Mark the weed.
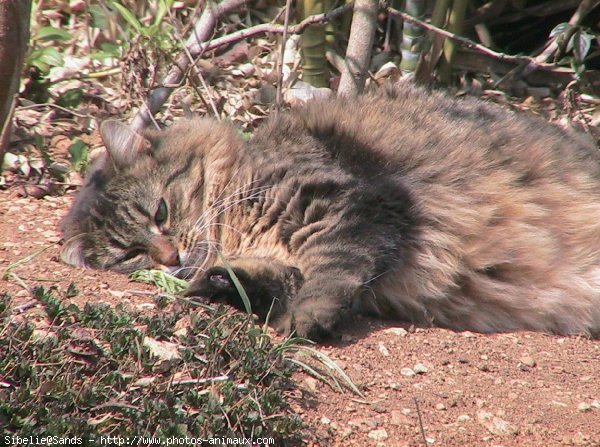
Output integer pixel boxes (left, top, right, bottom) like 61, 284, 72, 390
0, 289, 303, 443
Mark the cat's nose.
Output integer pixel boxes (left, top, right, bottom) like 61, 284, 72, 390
161, 250, 180, 267
149, 235, 180, 267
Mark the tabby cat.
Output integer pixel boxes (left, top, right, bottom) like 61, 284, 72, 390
61, 84, 600, 339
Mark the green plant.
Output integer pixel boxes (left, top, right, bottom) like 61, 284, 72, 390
0, 289, 303, 442
129, 269, 189, 295
549, 22, 597, 77
110, 0, 176, 45
26, 26, 74, 76
130, 269, 363, 395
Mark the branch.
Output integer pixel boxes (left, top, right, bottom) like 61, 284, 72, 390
131, 0, 248, 131
200, 3, 353, 52
130, 0, 354, 130
391, 6, 596, 88
276, 0, 294, 108
388, 7, 550, 67
338, 0, 379, 97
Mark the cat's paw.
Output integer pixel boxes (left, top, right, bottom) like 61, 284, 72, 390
185, 267, 238, 303
277, 304, 341, 341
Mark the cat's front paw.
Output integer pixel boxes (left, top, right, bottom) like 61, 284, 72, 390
185, 267, 241, 305
278, 304, 341, 341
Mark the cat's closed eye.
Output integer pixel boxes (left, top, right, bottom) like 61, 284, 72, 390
122, 247, 146, 262
154, 198, 168, 228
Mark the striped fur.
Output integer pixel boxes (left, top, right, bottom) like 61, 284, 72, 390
61, 84, 600, 339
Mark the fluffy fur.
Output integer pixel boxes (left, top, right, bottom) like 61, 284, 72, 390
61, 84, 600, 339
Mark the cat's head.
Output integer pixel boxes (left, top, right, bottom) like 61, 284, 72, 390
60, 118, 243, 277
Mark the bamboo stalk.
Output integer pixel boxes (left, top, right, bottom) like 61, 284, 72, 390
415, 0, 450, 82
399, 0, 426, 75
438, 0, 469, 84
299, 0, 329, 87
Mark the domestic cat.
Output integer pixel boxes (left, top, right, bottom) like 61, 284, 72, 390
60, 84, 600, 339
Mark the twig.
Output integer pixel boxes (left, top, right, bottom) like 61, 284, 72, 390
16, 103, 92, 119
90, 401, 139, 411
45, 67, 122, 84
125, 290, 160, 297
15, 300, 38, 313
4, 272, 31, 295
276, 0, 294, 109
350, 398, 384, 405
388, 7, 558, 70
2, 244, 55, 281
414, 397, 428, 446
167, 6, 221, 119
130, 0, 248, 131
465, 0, 508, 28
171, 375, 230, 386
131, 1, 354, 130
199, 3, 353, 53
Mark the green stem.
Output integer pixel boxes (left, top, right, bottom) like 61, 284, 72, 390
299, 0, 330, 87
439, 0, 468, 84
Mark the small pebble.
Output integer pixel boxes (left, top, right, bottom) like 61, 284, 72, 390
378, 342, 390, 357
385, 327, 408, 337
519, 356, 537, 368
365, 418, 379, 429
477, 411, 519, 436
304, 377, 319, 392
339, 427, 353, 439
577, 402, 592, 412
389, 410, 411, 426
414, 363, 429, 374
367, 428, 388, 440
435, 403, 446, 411
401, 367, 416, 377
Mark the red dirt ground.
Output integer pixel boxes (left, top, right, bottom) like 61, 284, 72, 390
1, 188, 599, 447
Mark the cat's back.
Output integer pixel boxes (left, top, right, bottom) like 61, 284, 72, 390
254, 84, 600, 186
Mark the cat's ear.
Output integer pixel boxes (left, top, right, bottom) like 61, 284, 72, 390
100, 120, 151, 170
60, 235, 87, 268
